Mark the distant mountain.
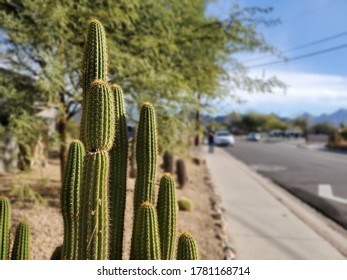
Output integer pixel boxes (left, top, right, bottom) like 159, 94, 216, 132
300, 109, 347, 127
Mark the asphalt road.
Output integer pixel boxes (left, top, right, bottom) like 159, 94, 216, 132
224, 137, 347, 229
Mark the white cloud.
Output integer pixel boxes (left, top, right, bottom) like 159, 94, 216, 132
224, 70, 347, 117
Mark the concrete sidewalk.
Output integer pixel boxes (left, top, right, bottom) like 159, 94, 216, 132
204, 147, 346, 260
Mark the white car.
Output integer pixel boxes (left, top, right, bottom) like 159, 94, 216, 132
247, 132, 261, 141
214, 131, 235, 146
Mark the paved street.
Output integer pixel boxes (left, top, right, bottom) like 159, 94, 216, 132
224, 137, 347, 228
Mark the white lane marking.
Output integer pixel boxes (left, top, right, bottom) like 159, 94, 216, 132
318, 184, 347, 204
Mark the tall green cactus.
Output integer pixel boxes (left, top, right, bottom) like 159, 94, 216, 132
61, 140, 84, 260
133, 102, 157, 211
130, 102, 158, 257
156, 173, 177, 260
131, 201, 161, 260
176, 232, 199, 260
0, 196, 10, 260
109, 84, 128, 260
80, 19, 108, 144
11, 222, 30, 260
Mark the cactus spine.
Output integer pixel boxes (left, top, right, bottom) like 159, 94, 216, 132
11, 222, 30, 260
80, 19, 108, 144
176, 232, 199, 260
61, 140, 84, 260
109, 84, 128, 260
156, 173, 177, 260
131, 201, 161, 260
0, 196, 10, 260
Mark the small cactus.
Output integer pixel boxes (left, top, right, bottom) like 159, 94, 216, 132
162, 151, 174, 173
61, 140, 85, 260
11, 222, 30, 260
131, 201, 161, 260
109, 84, 128, 260
176, 232, 199, 260
156, 173, 177, 260
176, 159, 187, 188
177, 197, 193, 211
0, 196, 10, 260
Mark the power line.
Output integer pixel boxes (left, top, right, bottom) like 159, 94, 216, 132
242, 31, 347, 64
248, 43, 347, 68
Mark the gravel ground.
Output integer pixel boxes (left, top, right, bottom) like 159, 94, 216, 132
2, 155, 226, 260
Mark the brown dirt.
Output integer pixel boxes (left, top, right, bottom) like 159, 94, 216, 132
0, 154, 226, 260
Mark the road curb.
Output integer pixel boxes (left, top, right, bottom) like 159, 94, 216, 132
226, 149, 347, 258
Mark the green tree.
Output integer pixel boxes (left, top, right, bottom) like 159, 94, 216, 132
262, 114, 288, 131
0, 1, 283, 176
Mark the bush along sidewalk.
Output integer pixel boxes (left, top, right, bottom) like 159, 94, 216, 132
56, 19, 199, 260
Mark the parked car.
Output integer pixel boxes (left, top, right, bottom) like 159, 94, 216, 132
214, 130, 235, 146
247, 132, 261, 141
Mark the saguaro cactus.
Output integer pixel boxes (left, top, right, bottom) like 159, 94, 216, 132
109, 84, 128, 260
80, 19, 108, 143
131, 201, 161, 260
11, 222, 30, 260
176, 232, 199, 260
156, 173, 177, 260
0, 196, 10, 260
61, 140, 84, 260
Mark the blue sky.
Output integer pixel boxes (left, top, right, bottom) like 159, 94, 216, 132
206, 0, 347, 117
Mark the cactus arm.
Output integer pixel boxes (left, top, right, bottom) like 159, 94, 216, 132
0, 196, 10, 260
109, 84, 128, 260
156, 173, 177, 260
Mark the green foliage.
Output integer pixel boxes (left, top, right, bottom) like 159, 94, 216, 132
311, 122, 336, 136
0, 0, 284, 158
131, 201, 161, 260
177, 197, 193, 212
156, 173, 177, 260
11, 222, 30, 260
176, 232, 198, 260
262, 114, 288, 131
0, 196, 10, 260
61, 140, 84, 260
10, 178, 45, 208
339, 129, 347, 140
109, 84, 128, 260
